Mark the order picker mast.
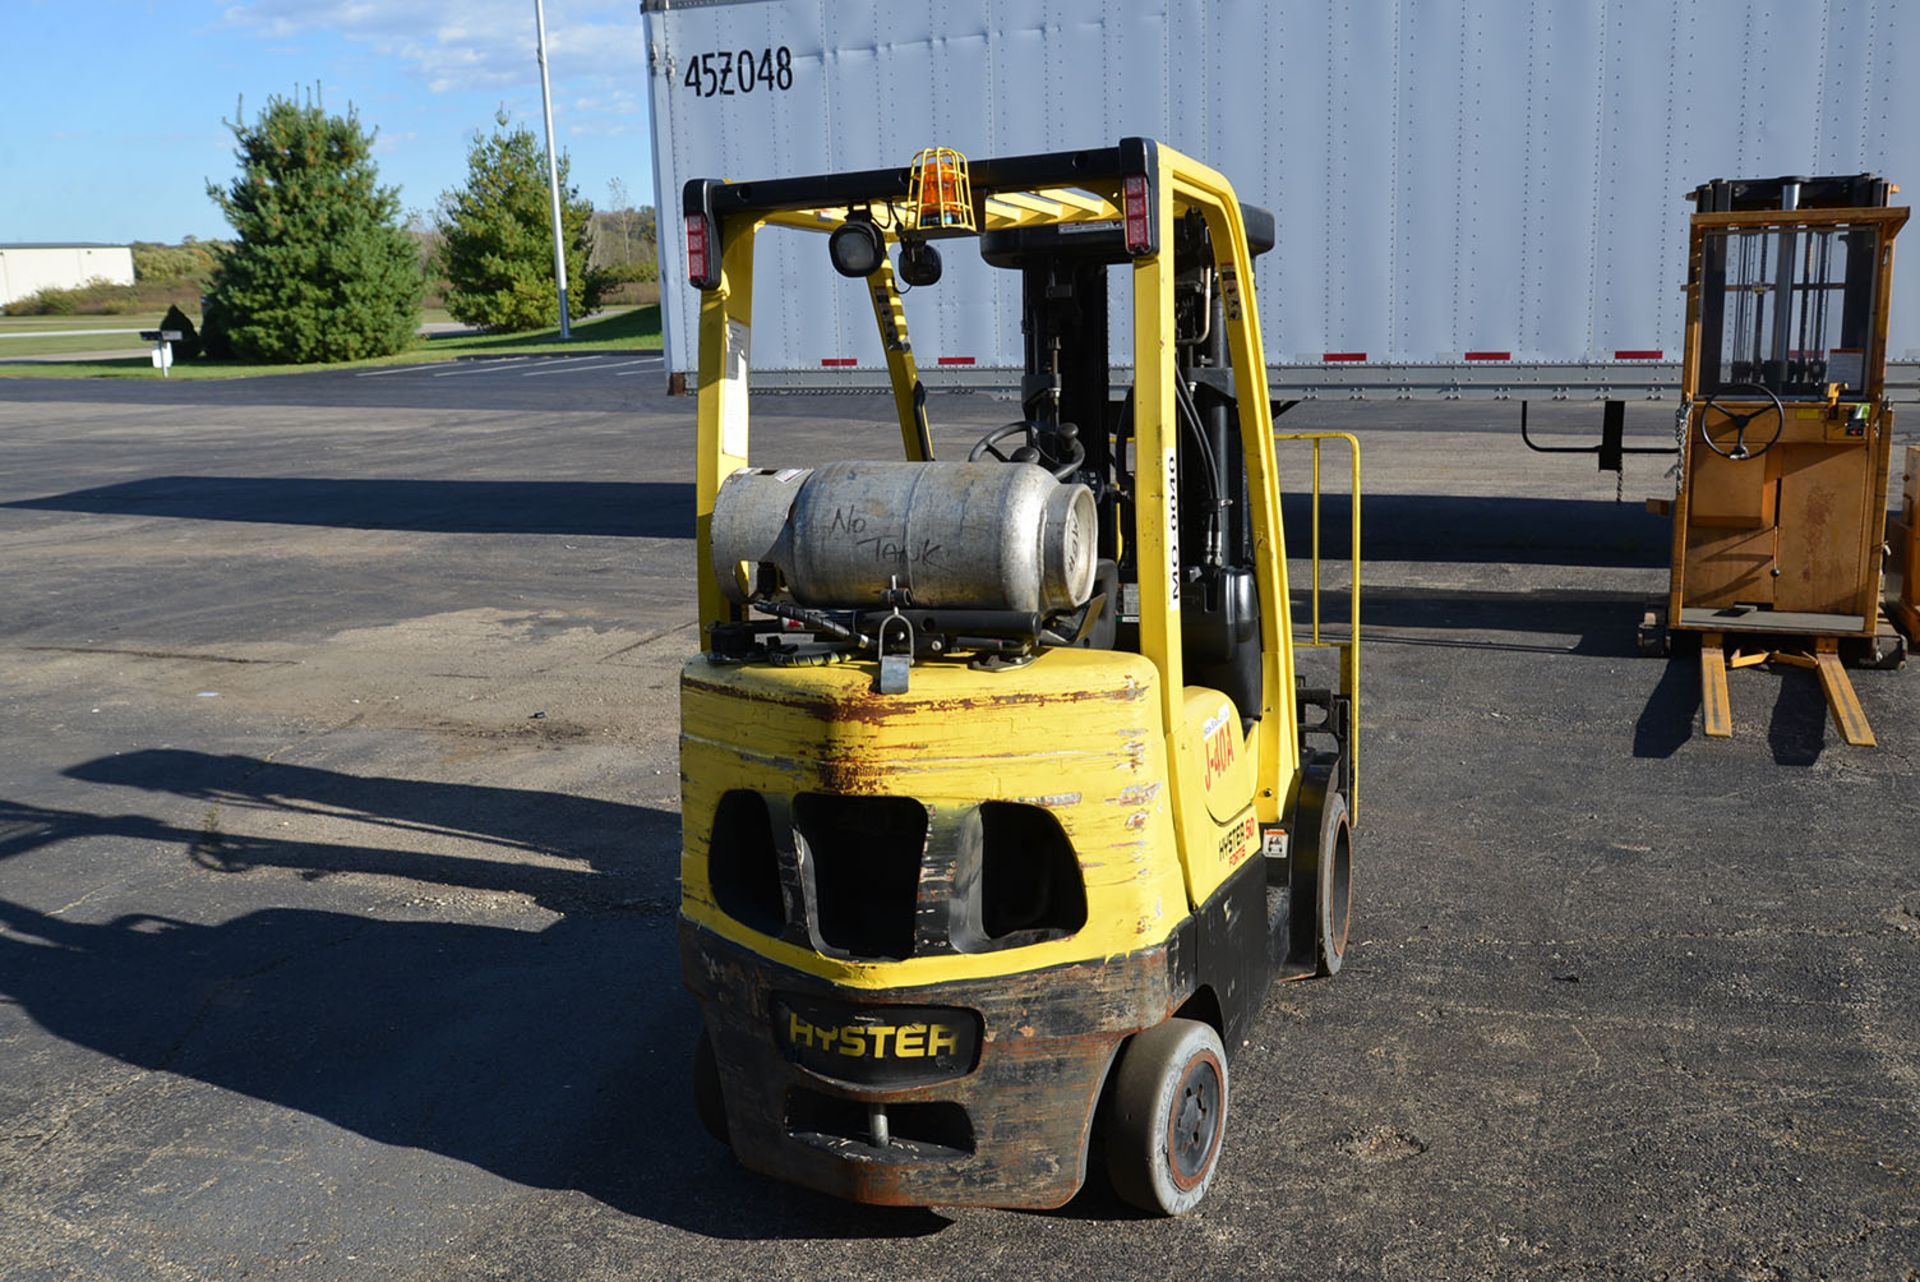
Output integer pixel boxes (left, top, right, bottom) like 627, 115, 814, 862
1645, 174, 1908, 744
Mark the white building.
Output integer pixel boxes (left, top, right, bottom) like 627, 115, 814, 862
0, 243, 136, 308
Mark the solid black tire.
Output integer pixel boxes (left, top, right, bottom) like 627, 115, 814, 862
1289, 757, 1354, 976
1314, 791, 1353, 977
692, 1027, 729, 1147
1103, 1018, 1229, 1215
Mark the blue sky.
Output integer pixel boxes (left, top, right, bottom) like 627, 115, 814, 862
0, 0, 658, 244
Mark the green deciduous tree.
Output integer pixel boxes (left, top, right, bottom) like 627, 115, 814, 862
132, 240, 220, 285
437, 113, 603, 332
204, 90, 424, 362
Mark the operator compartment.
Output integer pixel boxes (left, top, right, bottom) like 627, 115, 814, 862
1675, 174, 1906, 632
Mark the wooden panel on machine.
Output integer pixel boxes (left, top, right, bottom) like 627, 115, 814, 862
1684, 526, 1776, 607
1686, 450, 1773, 527
1774, 444, 1875, 615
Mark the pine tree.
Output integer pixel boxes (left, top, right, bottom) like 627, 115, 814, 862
437, 113, 604, 332
204, 90, 424, 362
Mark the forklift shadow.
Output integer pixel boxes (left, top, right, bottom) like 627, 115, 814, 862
3, 476, 694, 539
0, 755, 945, 1240
1292, 582, 1646, 657
1281, 491, 1670, 568
1334, 585, 1647, 659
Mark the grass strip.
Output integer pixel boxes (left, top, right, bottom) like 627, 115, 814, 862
0, 306, 662, 380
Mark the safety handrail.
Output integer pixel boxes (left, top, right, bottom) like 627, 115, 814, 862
1274, 429, 1360, 821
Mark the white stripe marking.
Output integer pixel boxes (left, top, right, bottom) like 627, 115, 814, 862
432, 357, 535, 377
354, 363, 446, 377
521, 357, 656, 377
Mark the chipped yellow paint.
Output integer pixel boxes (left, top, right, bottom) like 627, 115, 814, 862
680, 647, 1189, 989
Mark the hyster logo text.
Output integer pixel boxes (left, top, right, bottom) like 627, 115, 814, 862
787, 1013, 961, 1059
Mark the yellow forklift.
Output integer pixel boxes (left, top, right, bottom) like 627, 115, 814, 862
676, 139, 1359, 1214
1645, 174, 1908, 744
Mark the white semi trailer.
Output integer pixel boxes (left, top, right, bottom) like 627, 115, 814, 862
642, 0, 1919, 402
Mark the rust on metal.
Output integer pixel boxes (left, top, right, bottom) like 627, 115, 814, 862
683, 923, 1174, 1209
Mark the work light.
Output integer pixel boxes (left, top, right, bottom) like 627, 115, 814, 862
897, 238, 942, 287
828, 215, 884, 278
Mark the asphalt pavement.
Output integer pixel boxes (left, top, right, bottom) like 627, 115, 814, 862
0, 371, 1916, 1281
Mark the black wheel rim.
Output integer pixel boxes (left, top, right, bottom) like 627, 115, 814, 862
1168, 1053, 1222, 1189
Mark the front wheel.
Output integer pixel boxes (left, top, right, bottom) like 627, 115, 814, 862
1312, 791, 1353, 976
1289, 757, 1354, 976
1103, 1018, 1229, 1215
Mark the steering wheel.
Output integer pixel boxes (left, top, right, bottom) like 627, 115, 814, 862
967, 420, 1086, 480
1698, 382, 1786, 461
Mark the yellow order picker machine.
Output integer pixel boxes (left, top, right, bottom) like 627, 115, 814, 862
1643, 173, 1910, 745
675, 139, 1359, 1214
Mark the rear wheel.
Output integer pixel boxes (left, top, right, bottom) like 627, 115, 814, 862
1104, 1018, 1228, 1215
693, 1026, 729, 1146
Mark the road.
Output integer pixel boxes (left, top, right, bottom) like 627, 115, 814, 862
0, 372, 1916, 1281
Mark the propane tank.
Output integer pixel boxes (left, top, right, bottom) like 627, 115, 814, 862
711, 461, 1096, 614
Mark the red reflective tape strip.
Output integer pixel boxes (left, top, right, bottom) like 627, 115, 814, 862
1322, 352, 1367, 362
936, 356, 976, 366
1463, 351, 1511, 361
820, 358, 857, 367
1614, 349, 1664, 360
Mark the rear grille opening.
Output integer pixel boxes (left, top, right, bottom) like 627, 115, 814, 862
786, 1088, 974, 1158
793, 793, 927, 960
977, 801, 1087, 945
707, 790, 784, 935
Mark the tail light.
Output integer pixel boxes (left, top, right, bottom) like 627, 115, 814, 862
1122, 174, 1152, 255
687, 213, 716, 289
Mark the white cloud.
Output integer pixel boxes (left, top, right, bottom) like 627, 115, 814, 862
223, 1, 645, 96
222, 0, 655, 201
371, 129, 420, 154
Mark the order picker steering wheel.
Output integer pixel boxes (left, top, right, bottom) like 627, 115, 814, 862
1698, 382, 1786, 461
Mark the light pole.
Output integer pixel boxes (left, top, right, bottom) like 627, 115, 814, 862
534, 0, 571, 339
